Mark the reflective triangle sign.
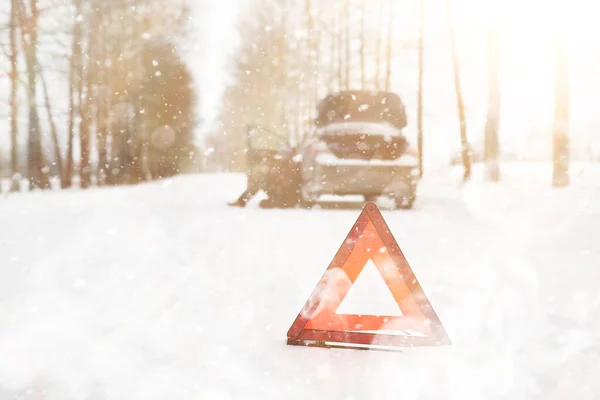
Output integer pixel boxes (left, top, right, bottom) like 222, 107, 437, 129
287, 203, 451, 351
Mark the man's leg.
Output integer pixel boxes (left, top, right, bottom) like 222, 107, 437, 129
259, 161, 301, 209
228, 178, 260, 207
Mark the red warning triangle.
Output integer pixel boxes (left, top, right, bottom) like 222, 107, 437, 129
287, 203, 451, 351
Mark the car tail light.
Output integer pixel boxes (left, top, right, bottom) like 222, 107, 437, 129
405, 146, 419, 157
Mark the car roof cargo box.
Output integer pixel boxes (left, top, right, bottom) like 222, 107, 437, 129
316, 90, 407, 131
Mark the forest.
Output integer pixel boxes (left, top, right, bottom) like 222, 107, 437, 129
0, 0, 196, 191
0, 0, 577, 191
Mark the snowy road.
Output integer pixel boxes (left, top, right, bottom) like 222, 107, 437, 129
0, 163, 599, 399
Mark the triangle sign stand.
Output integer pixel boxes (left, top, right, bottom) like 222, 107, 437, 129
287, 203, 451, 351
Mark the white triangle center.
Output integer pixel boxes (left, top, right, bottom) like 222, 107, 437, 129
335, 259, 403, 316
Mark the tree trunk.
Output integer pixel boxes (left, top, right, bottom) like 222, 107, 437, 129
96, 48, 109, 186
305, 0, 316, 123
39, 68, 64, 186
79, 100, 91, 188
79, 3, 97, 189
445, 0, 471, 181
375, 0, 384, 89
130, 95, 146, 184
9, 0, 19, 191
123, 103, 135, 185
360, 0, 366, 88
18, 0, 50, 190
278, 2, 290, 142
417, 0, 424, 177
484, 13, 500, 182
95, 0, 108, 186
312, 2, 321, 107
96, 86, 108, 186
552, 33, 569, 187
64, 0, 83, 188
336, 0, 343, 90
384, 0, 393, 91
343, 0, 350, 90
329, 16, 336, 92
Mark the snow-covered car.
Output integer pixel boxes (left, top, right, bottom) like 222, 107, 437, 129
298, 90, 420, 209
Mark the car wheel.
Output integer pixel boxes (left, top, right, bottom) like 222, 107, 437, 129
393, 187, 416, 210
299, 198, 314, 209
364, 194, 379, 203
394, 196, 414, 210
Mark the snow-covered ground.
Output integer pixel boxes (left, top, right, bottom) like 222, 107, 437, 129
0, 162, 599, 399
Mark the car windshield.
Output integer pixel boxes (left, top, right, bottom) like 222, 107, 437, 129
315, 91, 407, 130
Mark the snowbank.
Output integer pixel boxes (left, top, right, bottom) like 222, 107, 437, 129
0, 163, 599, 399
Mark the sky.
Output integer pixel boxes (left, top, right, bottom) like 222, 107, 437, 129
186, 0, 247, 136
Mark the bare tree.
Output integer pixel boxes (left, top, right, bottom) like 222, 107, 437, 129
95, 2, 109, 186
9, 0, 20, 191
417, 0, 424, 177
445, 0, 471, 181
336, 0, 343, 90
39, 68, 64, 185
17, 0, 50, 190
384, 0, 393, 91
305, 0, 317, 121
359, 0, 366, 88
328, 13, 336, 92
63, 0, 83, 188
313, 3, 322, 104
78, 1, 99, 189
374, 0, 384, 89
343, 0, 350, 89
552, 32, 569, 187
484, 11, 500, 182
